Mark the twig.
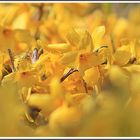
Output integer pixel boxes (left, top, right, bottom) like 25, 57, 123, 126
38, 48, 44, 57
34, 4, 44, 40
60, 68, 78, 83
83, 79, 88, 93
7, 49, 16, 72
60, 68, 89, 93
128, 57, 137, 64
110, 35, 115, 53
37, 4, 44, 21
94, 45, 108, 53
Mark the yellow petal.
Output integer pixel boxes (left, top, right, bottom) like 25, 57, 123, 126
16, 70, 39, 88
83, 67, 100, 87
50, 77, 64, 98
33, 53, 49, 68
130, 40, 136, 59
67, 28, 80, 46
0, 5, 19, 26
47, 43, 71, 53
78, 52, 103, 74
78, 30, 93, 52
1, 72, 16, 86
21, 87, 31, 103
14, 29, 32, 45
113, 50, 131, 66
49, 104, 82, 130
113, 18, 128, 38
60, 51, 78, 68
92, 26, 105, 49
124, 65, 140, 73
0, 28, 16, 52
130, 73, 140, 94
27, 93, 52, 110
109, 66, 129, 88
65, 93, 87, 105
12, 12, 28, 29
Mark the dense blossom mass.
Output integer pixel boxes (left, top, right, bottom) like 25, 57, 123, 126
0, 3, 140, 136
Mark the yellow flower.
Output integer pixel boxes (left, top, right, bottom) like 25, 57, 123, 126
61, 27, 106, 75
0, 26, 32, 54
113, 40, 136, 66
27, 77, 64, 116
49, 103, 82, 131
0, 27, 16, 52
1, 3, 140, 137
109, 65, 130, 88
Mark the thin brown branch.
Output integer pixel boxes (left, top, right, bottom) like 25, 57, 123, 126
128, 57, 137, 64
60, 68, 78, 83
83, 79, 88, 93
110, 35, 115, 53
37, 4, 44, 21
94, 45, 108, 53
38, 48, 44, 57
34, 4, 44, 40
7, 49, 16, 72
60, 68, 89, 93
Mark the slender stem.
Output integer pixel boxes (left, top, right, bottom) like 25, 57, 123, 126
37, 4, 44, 21
128, 57, 136, 64
83, 79, 88, 93
60, 68, 89, 93
7, 49, 16, 72
110, 35, 115, 53
38, 48, 44, 57
34, 4, 44, 40
32, 48, 38, 64
94, 45, 108, 53
60, 68, 78, 83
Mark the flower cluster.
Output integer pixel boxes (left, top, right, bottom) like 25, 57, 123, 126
0, 3, 140, 136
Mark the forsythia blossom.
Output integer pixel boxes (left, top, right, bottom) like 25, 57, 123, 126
0, 3, 140, 137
